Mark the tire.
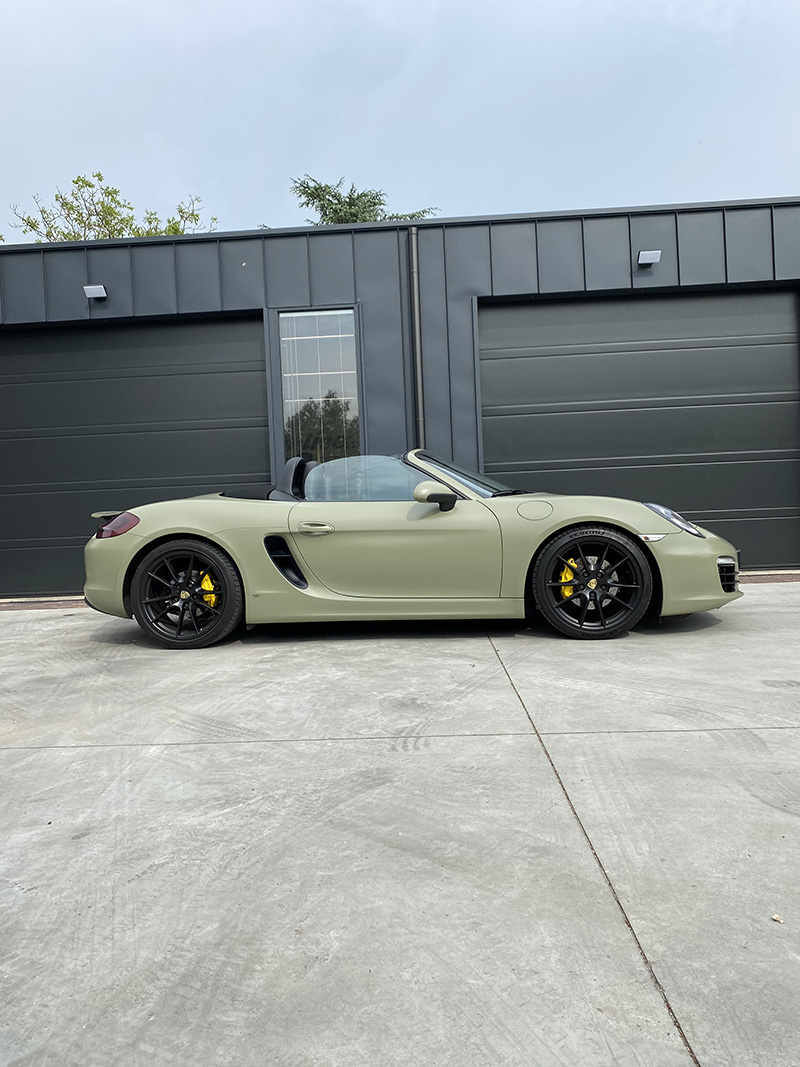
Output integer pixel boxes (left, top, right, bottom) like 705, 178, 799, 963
131, 539, 243, 649
532, 526, 652, 640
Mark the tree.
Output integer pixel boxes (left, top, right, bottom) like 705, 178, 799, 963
285, 391, 360, 463
290, 175, 436, 226
4, 171, 217, 243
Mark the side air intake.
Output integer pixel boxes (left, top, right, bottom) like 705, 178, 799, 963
264, 536, 308, 589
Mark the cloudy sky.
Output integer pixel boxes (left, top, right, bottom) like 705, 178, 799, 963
2, 0, 799, 240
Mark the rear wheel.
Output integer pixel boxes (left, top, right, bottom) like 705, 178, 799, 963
131, 539, 243, 649
532, 526, 652, 639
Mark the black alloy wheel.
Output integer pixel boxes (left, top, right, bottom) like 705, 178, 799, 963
131, 539, 243, 649
532, 526, 652, 640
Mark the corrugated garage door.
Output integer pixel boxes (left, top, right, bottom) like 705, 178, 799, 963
0, 317, 268, 595
479, 292, 800, 567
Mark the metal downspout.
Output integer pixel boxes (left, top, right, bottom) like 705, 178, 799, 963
409, 226, 426, 449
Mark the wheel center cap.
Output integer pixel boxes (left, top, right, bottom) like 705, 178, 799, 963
179, 589, 191, 600
587, 578, 598, 590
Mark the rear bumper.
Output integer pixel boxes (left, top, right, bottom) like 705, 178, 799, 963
83, 535, 139, 619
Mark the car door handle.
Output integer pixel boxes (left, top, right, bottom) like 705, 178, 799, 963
297, 521, 335, 536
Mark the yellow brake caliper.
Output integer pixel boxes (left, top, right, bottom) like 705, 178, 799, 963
201, 572, 218, 608
560, 559, 579, 598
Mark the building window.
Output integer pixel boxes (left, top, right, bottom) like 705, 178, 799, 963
279, 309, 360, 463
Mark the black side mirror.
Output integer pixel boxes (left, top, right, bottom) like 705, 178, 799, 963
413, 481, 458, 512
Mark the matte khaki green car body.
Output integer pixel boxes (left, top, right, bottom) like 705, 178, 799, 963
84, 449, 742, 645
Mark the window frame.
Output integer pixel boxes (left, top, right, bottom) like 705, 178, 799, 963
266, 304, 364, 476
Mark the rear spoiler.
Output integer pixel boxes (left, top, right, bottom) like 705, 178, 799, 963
91, 510, 124, 522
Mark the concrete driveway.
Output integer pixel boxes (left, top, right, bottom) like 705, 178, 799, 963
1, 584, 798, 1067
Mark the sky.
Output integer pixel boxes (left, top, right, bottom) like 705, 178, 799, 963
2, 0, 799, 241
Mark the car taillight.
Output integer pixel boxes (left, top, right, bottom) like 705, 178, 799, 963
96, 512, 140, 538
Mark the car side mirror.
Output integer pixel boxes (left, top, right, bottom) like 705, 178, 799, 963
413, 481, 458, 512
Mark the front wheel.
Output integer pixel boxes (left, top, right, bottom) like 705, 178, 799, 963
532, 526, 652, 640
131, 539, 243, 649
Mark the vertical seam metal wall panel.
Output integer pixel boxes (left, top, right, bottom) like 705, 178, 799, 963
352, 229, 410, 456
773, 206, 800, 278
395, 229, 417, 449
488, 222, 538, 297
442, 225, 492, 469
307, 232, 356, 306
441, 227, 454, 459
416, 226, 452, 459
2, 199, 800, 324
42, 249, 89, 322
175, 240, 222, 314
88, 246, 134, 320
724, 209, 775, 283
583, 216, 632, 292
0, 250, 46, 323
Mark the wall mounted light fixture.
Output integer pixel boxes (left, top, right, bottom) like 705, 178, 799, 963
83, 284, 107, 300
637, 250, 661, 267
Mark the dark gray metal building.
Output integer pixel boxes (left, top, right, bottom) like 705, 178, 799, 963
2, 196, 799, 595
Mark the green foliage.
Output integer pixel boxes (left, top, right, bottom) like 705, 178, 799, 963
285, 390, 360, 463
5, 172, 217, 243
290, 175, 437, 226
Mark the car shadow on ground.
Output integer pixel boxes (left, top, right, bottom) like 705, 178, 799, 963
635, 611, 723, 637
86, 608, 723, 649
234, 610, 723, 646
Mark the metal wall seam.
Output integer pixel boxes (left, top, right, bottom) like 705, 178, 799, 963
42, 247, 51, 321
350, 230, 357, 311
440, 226, 454, 459
261, 235, 269, 308
673, 211, 679, 284
304, 233, 312, 307
354, 301, 369, 456
409, 226, 426, 449
534, 221, 542, 299
127, 244, 135, 317
399, 228, 419, 449
675, 210, 683, 286
215, 238, 224, 313
471, 296, 485, 472
82, 246, 91, 321
534, 219, 540, 294
37, 248, 47, 320
487, 222, 495, 296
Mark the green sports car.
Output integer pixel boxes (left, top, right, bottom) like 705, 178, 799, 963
84, 450, 742, 649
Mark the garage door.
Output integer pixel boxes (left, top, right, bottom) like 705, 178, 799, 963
0, 317, 268, 595
479, 292, 800, 567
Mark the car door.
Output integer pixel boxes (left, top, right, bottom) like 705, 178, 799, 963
287, 456, 502, 599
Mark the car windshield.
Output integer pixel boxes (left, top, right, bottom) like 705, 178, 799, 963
412, 451, 521, 498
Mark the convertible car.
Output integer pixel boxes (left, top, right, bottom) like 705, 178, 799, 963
84, 450, 742, 649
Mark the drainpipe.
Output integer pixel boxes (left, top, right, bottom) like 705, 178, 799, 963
409, 226, 426, 449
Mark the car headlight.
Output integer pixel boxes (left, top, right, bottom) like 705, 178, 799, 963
644, 503, 705, 538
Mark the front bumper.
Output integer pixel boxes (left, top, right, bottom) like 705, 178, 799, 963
648, 528, 743, 616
